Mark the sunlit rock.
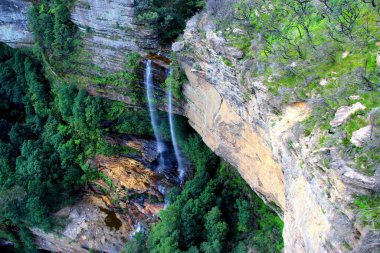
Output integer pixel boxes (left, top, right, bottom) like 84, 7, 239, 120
330, 102, 366, 127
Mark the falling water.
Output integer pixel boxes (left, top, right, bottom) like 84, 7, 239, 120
167, 71, 185, 183
129, 222, 143, 239
145, 60, 167, 172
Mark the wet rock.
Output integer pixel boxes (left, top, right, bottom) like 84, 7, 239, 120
32, 195, 132, 253
33, 136, 177, 252
92, 155, 165, 195
350, 125, 373, 147
330, 102, 366, 127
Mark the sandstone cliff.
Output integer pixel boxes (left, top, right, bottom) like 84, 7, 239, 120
0, 0, 158, 72
174, 13, 379, 253
0, 0, 33, 47
30, 136, 175, 253
70, 0, 158, 72
0, 1, 379, 253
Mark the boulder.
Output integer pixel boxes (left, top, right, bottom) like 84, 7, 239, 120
350, 125, 373, 147
227, 47, 244, 59
330, 102, 366, 127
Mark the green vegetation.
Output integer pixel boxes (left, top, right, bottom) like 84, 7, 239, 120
28, 0, 80, 72
136, 0, 206, 43
204, 0, 379, 230
354, 194, 380, 230
89, 52, 146, 103
163, 53, 188, 99
0, 44, 153, 251
209, 0, 379, 176
123, 133, 283, 253
0, 41, 282, 251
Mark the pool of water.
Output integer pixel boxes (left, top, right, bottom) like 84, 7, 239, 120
99, 207, 122, 231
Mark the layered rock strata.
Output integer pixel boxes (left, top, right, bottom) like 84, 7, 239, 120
70, 0, 158, 72
176, 13, 379, 253
0, 0, 33, 47
0, 0, 158, 72
1, 2, 379, 253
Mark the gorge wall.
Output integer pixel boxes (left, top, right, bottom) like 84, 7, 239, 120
0, 0, 158, 72
0, 1, 379, 252
174, 13, 379, 253
0, 0, 33, 47
70, 0, 158, 72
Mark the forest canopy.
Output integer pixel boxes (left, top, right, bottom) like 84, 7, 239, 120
0, 44, 155, 252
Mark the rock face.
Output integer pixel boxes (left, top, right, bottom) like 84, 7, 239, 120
0, 0, 158, 72
1, 2, 379, 253
351, 125, 373, 147
0, 0, 33, 47
177, 13, 379, 253
32, 195, 131, 253
32, 136, 176, 253
70, 0, 158, 72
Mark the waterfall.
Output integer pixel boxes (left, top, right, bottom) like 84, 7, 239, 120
145, 60, 167, 172
167, 71, 185, 183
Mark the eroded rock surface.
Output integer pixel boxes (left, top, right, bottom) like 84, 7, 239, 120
330, 102, 366, 127
351, 125, 373, 147
178, 13, 380, 253
32, 136, 177, 253
0, 0, 33, 47
70, 0, 158, 72
32, 195, 131, 253
0, 0, 158, 72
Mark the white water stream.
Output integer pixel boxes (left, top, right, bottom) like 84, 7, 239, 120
145, 60, 167, 172
167, 70, 185, 183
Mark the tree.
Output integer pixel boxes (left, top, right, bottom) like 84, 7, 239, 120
236, 199, 252, 233
201, 207, 228, 253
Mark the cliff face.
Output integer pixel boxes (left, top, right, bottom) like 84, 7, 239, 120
0, 0, 157, 72
70, 0, 158, 72
0, 0, 33, 47
176, 13, 379, 253
0, 2, 379, 253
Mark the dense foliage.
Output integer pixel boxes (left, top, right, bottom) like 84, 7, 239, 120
354, 194, 380, 230
203, 0, 379, 231
28, 0, 79, 71
3, 1, 289, 252
123, 134, 283, 253
137, 0, 205, 43
206, 0, 379, 176
0, 44, 153, 252
163, 53, 188, 99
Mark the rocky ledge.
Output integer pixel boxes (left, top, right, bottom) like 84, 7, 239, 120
32, 136, 177, 253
